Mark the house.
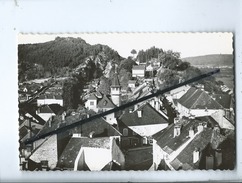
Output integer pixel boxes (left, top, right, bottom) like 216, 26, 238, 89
36, 104, 64, 122
151, 117, 227, 170
119, 103, 169, 138
132, 65, 146, 78
23, 110, 122, 170
177, 87, 223, 117
145, 64, 155, 77
37, 94, 63, 106
85, 74, 121, 125
117, 119, 143, 149
212, 93, 234, 120
57, 136, 125, 171
36, 105, 55, 121
128, 80, 137, 89
28, 134, 59, 170
37, 111, 122, 140
169, 85, 190, 100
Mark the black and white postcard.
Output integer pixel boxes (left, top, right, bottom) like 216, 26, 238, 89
18, 33, 235, 171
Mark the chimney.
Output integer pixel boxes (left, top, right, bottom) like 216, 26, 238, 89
26, 119, 31, 129
129, 108, 133, 113
193, 148, 200, 163
32, 125, 36, 131
89, 131, 95, 138
134, 104, 138, 111
215, 148, 222, 167
189, 126, 195, 138
155, 99, 160, 111
48, 116, 53, 127
174, 124, 181, 137
62, 111, 66, 121
137, 110, 142, 118
197, 122, 204, 132
211, 125, 221, 149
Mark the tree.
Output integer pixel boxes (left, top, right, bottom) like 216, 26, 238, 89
119, 58, 136, 73
62, 78, 81, 110
119, 68, 132, 89
98, 76, 111, 95
157, 69, 179, 88
131, 49, 137, 58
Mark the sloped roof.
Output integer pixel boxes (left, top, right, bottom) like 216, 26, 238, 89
58, 137, 111, 169
119, 103, 168, 127
37, 112, 121, 138
128, 80, 137, 84
212, 94, 231, 109
111, 73, 120, 87
132, 65, 146, 70
170, 128, 213, 170
101, 161, 121, 170
39, 105, 54, 114
48, 104, 64, 115
97, 95, 116, 109
152, 118, 216, 154
178, 87, 223, 109
38, 94, 63, 100
95, 90, 103, 98
87, 93, 97, 100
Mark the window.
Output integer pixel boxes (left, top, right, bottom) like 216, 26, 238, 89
90, 101, 94, 105
123, 128, 128, 136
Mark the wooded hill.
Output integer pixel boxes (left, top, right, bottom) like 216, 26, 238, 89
182, 54, 233, 68
18, 37, 123, 82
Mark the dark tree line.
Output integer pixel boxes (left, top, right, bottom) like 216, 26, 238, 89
18, 37, 122, 82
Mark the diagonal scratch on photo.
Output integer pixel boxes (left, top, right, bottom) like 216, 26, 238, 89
18, 33, 235, 171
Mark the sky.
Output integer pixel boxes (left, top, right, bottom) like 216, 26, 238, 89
18, 33, 233, 58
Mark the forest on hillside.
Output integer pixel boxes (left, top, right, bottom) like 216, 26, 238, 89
18, 37, 225, 110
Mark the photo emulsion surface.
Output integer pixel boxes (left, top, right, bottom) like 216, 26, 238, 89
18, 33, 235, 171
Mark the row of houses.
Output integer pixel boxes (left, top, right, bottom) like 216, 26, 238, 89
19, 72, 235, 171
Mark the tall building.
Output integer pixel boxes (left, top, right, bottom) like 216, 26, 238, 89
110, 73, 121, 107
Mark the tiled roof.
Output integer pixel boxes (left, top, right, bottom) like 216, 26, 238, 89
132, 65, 146, 70
37, 112, 121, 138
170, 128, 213, 170
119, 103, 168, 127
58, 137, 111, 169
212, 94, 231, 109
111, 73, 120, 87
153, 118, 218, 154
97, 95, 116, 109
178, 87, 223, 109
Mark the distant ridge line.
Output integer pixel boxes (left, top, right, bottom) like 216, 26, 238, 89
182, 54, 233, 67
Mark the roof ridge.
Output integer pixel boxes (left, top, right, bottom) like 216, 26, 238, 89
190, 89, 204, 109
181, 87, 197, 105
